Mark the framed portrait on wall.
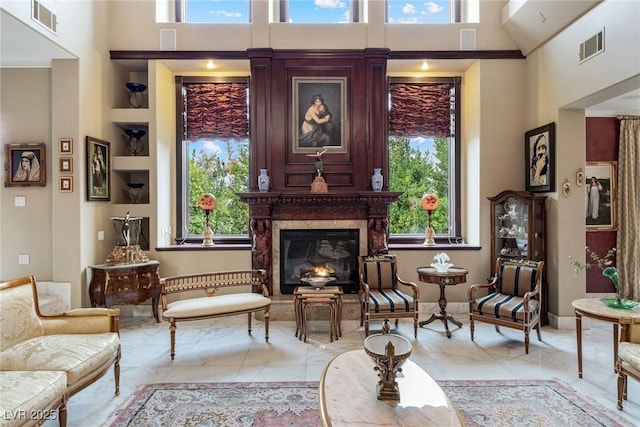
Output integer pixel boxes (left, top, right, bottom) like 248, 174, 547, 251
59, 138, 73, 154
585, 161, 617, 231
525, 122, 555, 193
3, 143, 46, 187
292, 77, 347, 154
86, 136, 110, 201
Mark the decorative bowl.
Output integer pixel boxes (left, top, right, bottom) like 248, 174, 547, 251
600, 297, 639, 310
125, 128, 146, 139
300, 276, 336, 289
125, 82, 147, 93
363, 333, 413, 400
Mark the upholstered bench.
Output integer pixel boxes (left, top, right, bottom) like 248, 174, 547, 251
161, 270, 270, 360
0, 371, 67, 427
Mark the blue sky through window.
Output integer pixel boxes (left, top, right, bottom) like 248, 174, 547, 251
187, 0, 250, 23
185, 1, 450, 24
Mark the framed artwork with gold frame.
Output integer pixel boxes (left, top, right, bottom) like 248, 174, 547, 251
3, 143, 46, 187
585, 161, 617, 231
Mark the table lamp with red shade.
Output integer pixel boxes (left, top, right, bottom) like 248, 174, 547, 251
421, 193, 439, 246
199, 193, 216, 246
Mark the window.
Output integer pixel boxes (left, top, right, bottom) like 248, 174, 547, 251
175, 77, 250, 243
277, 0, 359, 23
159, 0, 251, 23
387, 0, 478, 24
388, 77, 461, 243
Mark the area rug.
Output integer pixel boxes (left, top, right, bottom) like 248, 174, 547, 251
108, 380, 633, 427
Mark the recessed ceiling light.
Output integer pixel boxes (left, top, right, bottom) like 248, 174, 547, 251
421, 61, 429, 71
206, 60, 215, 70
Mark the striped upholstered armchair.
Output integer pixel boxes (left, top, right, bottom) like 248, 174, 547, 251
468, 258, 544, 354
358, 254, 419, 338
617, 316, 640, 410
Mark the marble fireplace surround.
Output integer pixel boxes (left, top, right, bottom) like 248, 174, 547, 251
238, 192, 401, 296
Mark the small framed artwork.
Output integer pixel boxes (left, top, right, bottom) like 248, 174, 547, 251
59, 138, 73, 154
59, 157, 73, 173
292, 76, 347, 154
3, 143, 46, 187
585, 161, 617, 231
86, 136, 110, 201
525, 122, 555, 193
59, 176, 73, 193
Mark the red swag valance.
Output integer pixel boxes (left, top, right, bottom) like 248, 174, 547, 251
389, 83, 453, 138
184, 82, 248, 141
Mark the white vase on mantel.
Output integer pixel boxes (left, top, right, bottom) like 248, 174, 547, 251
258, 169, 270, 192
371, 168, 383, 192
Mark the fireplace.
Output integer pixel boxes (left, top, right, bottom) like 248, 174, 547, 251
238, 192, 401, 296
280, 229, 359, 295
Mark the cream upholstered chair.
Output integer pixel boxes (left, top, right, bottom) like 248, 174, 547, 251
468, 258, 544, 354
617, 316, 640, 410
358, 254, 419, 338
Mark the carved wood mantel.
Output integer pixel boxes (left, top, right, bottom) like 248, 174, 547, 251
238, 191, 400, 295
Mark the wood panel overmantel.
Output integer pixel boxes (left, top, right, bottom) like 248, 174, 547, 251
238, 191, 400, 295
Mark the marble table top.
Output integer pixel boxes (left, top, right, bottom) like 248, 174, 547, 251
319, 349, 464, 426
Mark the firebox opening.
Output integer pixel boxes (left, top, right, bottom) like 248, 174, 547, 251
280, 229, 359, 295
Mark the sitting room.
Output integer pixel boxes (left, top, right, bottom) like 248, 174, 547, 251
1, 0, 639, 425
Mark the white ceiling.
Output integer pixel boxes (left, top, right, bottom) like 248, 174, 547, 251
2, 9, 638, 116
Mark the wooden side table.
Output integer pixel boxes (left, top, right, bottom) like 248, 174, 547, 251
572, 298, 640, 378
89, 260, 161, 322
417, 266, 468, 338
294, 286, 343, 342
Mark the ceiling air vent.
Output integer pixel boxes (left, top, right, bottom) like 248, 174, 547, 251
579, 28, 604, 64
32, 0, 57, 34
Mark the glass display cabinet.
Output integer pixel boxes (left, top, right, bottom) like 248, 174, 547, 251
488, 190, 547, 324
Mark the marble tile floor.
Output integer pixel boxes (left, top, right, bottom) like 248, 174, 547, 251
44, 315, 639, 426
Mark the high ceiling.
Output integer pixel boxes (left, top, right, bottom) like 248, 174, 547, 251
2, 9, 638, 116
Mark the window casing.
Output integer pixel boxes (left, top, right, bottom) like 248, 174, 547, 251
175, 76, 251, 243
388, 77, 461, 244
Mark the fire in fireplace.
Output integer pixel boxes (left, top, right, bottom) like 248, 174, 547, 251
280, 229, 359, 295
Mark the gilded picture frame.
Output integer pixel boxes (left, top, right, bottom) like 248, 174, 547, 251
525, 122, 555, 193
292, 77, 347, 154
3, 143, 46, 187
585, 161, 617, 231
86, 136, 110, 201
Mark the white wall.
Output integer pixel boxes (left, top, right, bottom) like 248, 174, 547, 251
525, 0, 640, 317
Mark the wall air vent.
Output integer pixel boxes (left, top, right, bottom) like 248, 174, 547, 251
32, 0, 57, 34
579, 28, 604, 64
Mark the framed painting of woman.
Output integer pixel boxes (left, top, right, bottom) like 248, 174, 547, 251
585, 161, 617, 231
292, 77, 347, 154
3, 143, 46, 187
86, 136, 110, 201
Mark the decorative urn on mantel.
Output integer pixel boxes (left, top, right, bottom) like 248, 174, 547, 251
257, 169, 270, 192
371, 168, 383, 192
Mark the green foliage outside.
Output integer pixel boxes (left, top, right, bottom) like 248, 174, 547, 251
186, 136, 450, 236
188, 139, 250, 235
388, 137, 450, 235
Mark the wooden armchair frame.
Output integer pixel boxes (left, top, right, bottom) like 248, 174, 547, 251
358, 254, 420, 338
468, 258, 544, 354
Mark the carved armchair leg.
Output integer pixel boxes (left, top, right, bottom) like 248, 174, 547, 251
264, 307, 270, 342
247, 312, 252, 335
170, 321, 177, 360
114, 347, 121, 395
